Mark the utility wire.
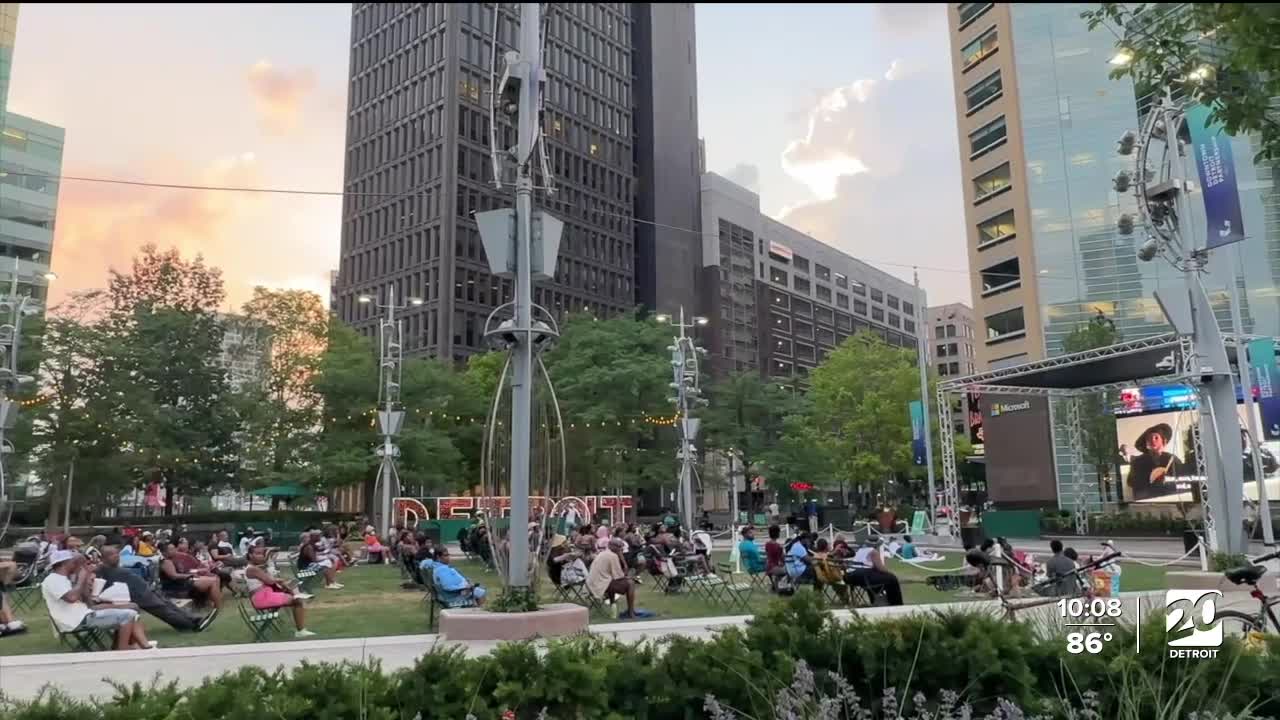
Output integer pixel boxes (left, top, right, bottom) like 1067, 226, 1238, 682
19, 170, 1085, 284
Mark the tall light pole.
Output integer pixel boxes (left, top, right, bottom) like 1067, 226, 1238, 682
358, 288, 422, 538
657, 308, 707, 531
475, 2, 564, 590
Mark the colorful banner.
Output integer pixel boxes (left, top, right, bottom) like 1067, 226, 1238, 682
1186, 103, 1245, 249
966, 392, 984, 446
1248, 338, 1280, 440
910, 400, 926, 466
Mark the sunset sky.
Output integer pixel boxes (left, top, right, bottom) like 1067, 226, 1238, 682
11, 3, 970, 311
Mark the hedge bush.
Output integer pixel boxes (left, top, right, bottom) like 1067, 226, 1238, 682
3, 594, 1277, 720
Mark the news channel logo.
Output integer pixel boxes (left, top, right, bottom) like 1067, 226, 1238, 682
1165, 590, 1223, 658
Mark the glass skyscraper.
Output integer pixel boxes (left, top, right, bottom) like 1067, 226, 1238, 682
0, 2, 63, 302
948, 2, 1280, 510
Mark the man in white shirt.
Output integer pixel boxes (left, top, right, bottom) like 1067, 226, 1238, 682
586, 539, 651, 618
41, 550, 156, 650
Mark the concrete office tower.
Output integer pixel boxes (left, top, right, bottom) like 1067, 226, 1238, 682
0, 3, 63, 303
699, 173, 922, 383
334, 3, 701, 360
929, 303, 977, 439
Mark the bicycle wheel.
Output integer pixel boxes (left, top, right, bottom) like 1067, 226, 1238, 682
1214, 609, 1265, 639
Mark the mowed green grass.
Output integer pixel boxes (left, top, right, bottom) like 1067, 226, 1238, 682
0, 553, 1169, 656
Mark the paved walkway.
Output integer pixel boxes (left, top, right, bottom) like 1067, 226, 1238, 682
1, 591, 1196, 702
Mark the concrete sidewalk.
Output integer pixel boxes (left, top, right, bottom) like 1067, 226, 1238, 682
1, 592, 1185, 702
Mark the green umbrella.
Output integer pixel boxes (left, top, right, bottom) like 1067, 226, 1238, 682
250, 484, 313, 498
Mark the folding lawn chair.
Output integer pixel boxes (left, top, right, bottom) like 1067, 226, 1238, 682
237, 597, 282, 643
48, 610, 108, 652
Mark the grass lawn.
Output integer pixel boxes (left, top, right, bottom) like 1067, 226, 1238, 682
0, 554, 1169, 657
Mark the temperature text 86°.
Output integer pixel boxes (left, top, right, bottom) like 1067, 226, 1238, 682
1067, 631, 1114, 654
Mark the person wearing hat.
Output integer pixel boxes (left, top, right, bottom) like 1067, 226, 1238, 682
1126, 422, 1184, 501
545, 534, 586, 587
41, 549, 156, 650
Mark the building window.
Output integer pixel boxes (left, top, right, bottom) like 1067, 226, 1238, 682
981, 257, 1022, 296
771, 359, 793, 378
796, 342, 816, 362
834, 272, 848, 289
816, 285, 831, 302
973, 163, 1011, 204
851, 281, 866, 297
887, 294, 899, 311
948, 361, 960, 375
902, 301, 915, 316
817, 327, 835, 346
936, 344, 949, 358
770, 267, 788, 285
960, 26, 998, 71
935, 325, 945, 339
769, 290, 790, 309
938, 363, 951, 377
946, 324, 957, 338
815, 306, 833, 325
854, 299, 867, 316
794, 320, 814, 339
904, 319, 916, 333
985, 307, 1026, 343
794, 277, 810, 294
836, 293, 849, 309
888, 313, 901, 329
871, 307, 885, 322
977, 209, 1016, 248
774, 338, 793, 356
771, 313, 791, 333
964, 70, 1003, 114
957, 2, 994, 29
793, 298, 813, 317
793, 255, 810, 273
814, 263, 831, 282
870, 288, 883, 303
969, 116, 1007, 159
836, 313, 852, 331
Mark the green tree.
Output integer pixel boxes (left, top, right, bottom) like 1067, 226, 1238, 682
805, 332, 922, 501
233, 288, 328, 491
1082, 3, 1280, 161
544, 313, 674, 495
103, 246, 239, 513
1061, 313, 1122, 503
701, 371, 801, 497
760, 413, 837, 506
29, 292, 132, 529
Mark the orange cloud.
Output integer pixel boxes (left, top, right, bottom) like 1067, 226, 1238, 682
247, 60, 317, 135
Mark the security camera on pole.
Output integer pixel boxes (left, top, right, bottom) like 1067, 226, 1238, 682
474, 2, 564, 589
1115, 83, 1256, 554
657, 308, 708, 532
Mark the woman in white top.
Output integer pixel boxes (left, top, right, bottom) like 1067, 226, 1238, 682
244, 545, 315, 638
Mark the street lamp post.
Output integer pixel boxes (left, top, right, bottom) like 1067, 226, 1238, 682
657, 308, 708, 532
357, 288, 423, 538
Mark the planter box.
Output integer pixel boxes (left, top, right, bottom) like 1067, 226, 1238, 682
439, 602, 589, 642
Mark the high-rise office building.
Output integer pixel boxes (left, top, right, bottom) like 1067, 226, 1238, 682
334, 3, 700, 360
699, 173, 922, 383
946, 3, 1280, 507
928, 303, 976, 439
0, 3, 63, 303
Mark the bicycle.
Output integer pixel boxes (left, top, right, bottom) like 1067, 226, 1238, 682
992, 541, 1124, 623
1211, 549, 1280, 637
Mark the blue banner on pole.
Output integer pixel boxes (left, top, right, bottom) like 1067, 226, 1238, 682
909, 400, 926, 466
1248, 338, 1280, 440
1187, 104, 1245, 249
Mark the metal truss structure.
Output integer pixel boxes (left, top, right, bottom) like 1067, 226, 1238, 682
936, 333, 1203, 536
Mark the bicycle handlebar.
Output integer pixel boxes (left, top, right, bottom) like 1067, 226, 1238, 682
1255, 549, 1280, 564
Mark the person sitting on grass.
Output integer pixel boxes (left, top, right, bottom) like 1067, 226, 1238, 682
899, 535, 918, 560
844, 539, 904, 606
158, 541, 222, 609
42, 550, 157, 650
738, 526, 766, 575
587, 538, 652, 619
429, 547, 486, 608
245, 545, 315, 638
298, 532, 343, 590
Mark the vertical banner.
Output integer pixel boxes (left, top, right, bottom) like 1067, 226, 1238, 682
1186, 104, 1245, 249
1248, 338, 1280, 440
910, 400, 926, 466
967, 391, 984, 447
